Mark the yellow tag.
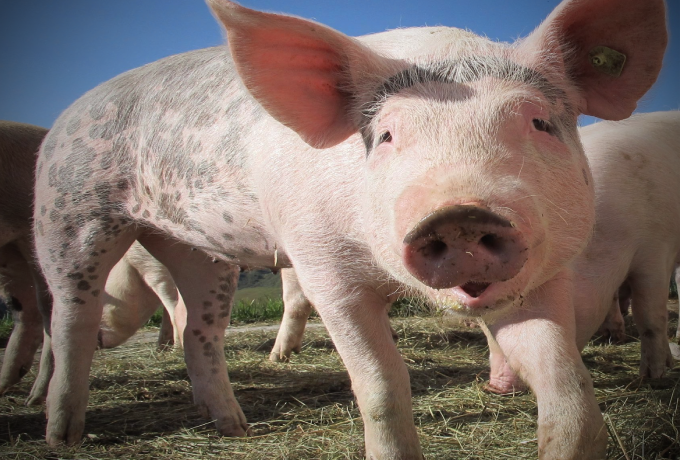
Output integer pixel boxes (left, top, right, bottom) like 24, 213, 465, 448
589, 46, 626, 77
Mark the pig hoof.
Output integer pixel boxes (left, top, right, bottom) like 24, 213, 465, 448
269, 351, 291, 363
215, 415, 250, 437
25, 394, 46, 406
670, 343, 680, 361
484, 382, 527, 396
46, 416, 85, 446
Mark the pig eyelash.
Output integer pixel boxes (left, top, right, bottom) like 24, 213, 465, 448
378, 131, 392, 145
532, 118, 553, 135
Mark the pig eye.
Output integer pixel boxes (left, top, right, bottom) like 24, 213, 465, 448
378, 131, 392, 145
532, 118, 553, 135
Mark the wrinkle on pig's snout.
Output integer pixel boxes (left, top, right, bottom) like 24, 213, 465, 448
402, 205, 528, 290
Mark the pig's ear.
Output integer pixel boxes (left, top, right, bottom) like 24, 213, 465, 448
208, 0, 386, 149
521, 0, 667, 120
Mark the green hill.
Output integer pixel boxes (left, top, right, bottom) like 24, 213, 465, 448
235, 269, 282, 303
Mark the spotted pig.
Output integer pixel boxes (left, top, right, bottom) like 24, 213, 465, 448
33, 1, 667, 458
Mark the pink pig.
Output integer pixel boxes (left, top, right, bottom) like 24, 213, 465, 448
486, 111, 680, 395
32, 1, 666, 458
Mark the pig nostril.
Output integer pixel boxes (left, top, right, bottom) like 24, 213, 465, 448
479, 233, 504, 254
421, 239, 447, 259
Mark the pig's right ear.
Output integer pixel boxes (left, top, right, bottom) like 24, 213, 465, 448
521, 0, 667, 121
208, 0, 388, 149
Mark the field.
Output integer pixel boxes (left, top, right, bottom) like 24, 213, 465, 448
0, 302, 679, 459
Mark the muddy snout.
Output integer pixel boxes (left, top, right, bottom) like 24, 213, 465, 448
402, 205, 529, 290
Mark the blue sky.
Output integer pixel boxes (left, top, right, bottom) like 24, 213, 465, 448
1, 0, 677, 129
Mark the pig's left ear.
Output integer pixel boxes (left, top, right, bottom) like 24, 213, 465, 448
521, 0, 667, 120
208, 0, 389, 149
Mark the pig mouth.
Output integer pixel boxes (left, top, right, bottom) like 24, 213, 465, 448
459, 281, 491, 298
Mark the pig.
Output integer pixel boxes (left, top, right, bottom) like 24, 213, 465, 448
485, 111, 680, 395
0, 121, 185, 399
0, 121, 53, 400
32, 0, 667, 458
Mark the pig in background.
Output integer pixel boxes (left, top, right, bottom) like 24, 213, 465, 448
486, 111, 680, 394
32, 0, 666, 458
0, 121, 54, 402
0, 121, 185, 402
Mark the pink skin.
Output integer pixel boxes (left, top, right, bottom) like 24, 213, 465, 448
33, 1, 666, 458
488, 112, 680, 393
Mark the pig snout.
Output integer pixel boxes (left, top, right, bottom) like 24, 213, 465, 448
402, 205, 528, 294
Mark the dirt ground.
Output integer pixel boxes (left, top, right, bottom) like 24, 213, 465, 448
0, 304, 678, 459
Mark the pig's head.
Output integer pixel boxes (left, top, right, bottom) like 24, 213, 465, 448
208, 0, 667, 317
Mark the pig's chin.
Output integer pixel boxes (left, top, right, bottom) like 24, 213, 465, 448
425, 281, 520, 317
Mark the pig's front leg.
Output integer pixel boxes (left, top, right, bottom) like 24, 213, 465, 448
296, 267, 421, 460
486, 271, 607, 460
270, 268, 313, 362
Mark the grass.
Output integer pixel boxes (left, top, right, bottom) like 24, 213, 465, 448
0, 304, 678, 459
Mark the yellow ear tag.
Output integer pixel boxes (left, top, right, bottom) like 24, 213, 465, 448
589, 46, 627, 77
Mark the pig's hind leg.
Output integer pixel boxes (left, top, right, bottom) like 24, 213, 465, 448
34, 216, 137, 446
629, 264, 674, 377
270, 268, 313, 362
137, 236, 248, 436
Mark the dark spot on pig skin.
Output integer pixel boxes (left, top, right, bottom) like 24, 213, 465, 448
66, 117, 81, 136
67, 272, 84, 280
623, 153, 632, 161
216, 294, 227, 301
199, 336, 206, 343
142, 210, 151, 218
222, 233, 234, 241
88, 275, 98, 281
209, 290, 216, 294
222, 212, 233, 223
49, 209, 60, 223
77, 280, 91, 291
218, 311, 229, 318
219, 303, 230, 311
40, 205, 47, 216
203, 301, 213, 308
192, 329, 201, 336
71, 297, 86, 305
92, 289, 100, 297
43, 137, 57, 160
203, 342, 213, 351
132, 204, 141, 214
205, 236, 221, 248
213, 335, 219, 342
219, 284, 230, 292
242, 248, 255, 256
100, 249, 106, 254
202, 313, 214, 324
